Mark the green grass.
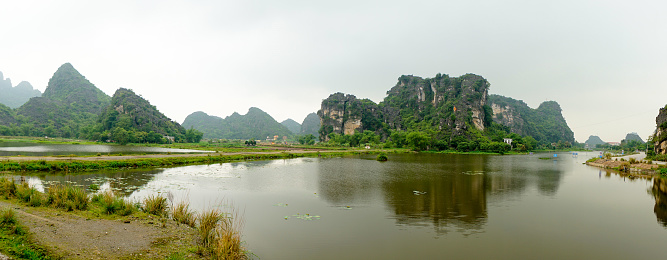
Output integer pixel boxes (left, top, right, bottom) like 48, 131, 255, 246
0, 150, 389, 174
0, 208, 51, 259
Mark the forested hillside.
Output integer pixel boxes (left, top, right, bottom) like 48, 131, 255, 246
0, 63, 111, 138
300, 112, 320, 137
281, 119, 301, 134
90, 88, 200, 144
182, 107, 293, 140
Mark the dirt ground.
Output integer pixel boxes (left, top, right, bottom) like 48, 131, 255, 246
0, 200, 199, 259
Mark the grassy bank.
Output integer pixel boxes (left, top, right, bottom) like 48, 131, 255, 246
0, 150, 388, 174
0, 177, 249, 259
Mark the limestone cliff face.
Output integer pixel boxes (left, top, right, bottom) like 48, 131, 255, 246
654, 106, 667, 155
382, 73, 491, 139
490, 103, 525, 135
318, 73, 491, 141
317, 93, 381, 140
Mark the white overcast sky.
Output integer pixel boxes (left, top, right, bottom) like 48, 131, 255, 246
1, 0, 666, 142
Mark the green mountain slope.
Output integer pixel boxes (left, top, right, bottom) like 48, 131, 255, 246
300, 112, 320, 137
182, 107, 293, 140
98, 88, 187, 139
281, 119, 301, 134
584, 135, 606, 148
10, 63, 111, 138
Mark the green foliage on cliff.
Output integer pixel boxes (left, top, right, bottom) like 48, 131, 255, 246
182, 108, 293, 140
317, 73, 573, 152
487, 94, 574, 145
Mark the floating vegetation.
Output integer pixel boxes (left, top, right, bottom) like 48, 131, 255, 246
462, 171, 484, 175
413, 190, 427, 195
539, 157, 551, 160
284, 213, 321, 221
273, 203, 288, 207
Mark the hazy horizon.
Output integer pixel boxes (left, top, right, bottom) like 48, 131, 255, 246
2, 0, 665, 143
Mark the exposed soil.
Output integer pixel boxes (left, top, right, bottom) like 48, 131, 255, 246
586, 158, 660, 177
0, 200, 199, 259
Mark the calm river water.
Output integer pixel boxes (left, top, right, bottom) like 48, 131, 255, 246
13, 152, 667, 259
0, 142, 208, 156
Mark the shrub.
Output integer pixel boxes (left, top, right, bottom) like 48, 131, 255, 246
0, 177, 17, 198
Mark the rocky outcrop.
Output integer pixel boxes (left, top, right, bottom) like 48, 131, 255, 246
654, 106, 667, 155
318, 73, 492, 142
317, 93, 380, 140
487, 95, 574, 144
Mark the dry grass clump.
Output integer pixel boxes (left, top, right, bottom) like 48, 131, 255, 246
196, 206, 247, 259
143, 194, 168, 217
171, 200, 196, 228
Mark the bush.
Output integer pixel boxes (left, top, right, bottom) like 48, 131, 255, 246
376, 153, 388, 161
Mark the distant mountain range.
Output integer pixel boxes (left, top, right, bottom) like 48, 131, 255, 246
182, 108, 294, 140
0, 71, 42, 108
0, 63, 193, 143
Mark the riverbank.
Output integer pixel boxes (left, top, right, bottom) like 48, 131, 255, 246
0, 149, 399, 173
585, 158, 664, 178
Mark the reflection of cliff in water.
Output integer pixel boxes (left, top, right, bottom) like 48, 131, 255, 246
23, 168, 163, 196
651, 177, 667, 227
382, 154, 489, 234
317, 153, 567, 234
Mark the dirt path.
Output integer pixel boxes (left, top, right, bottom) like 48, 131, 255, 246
0, 201, 198, 259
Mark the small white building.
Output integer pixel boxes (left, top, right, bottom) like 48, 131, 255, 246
503, 138, 513, 145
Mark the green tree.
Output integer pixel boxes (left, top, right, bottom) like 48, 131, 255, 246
406, 131, 430, 151
185, 128, 204, 143
112, 127, 130, 145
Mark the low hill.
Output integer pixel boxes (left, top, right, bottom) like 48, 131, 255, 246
97, 88, 187, 141
300, 112, 320, 137
281, 119, 301, 134
584, 135, 606, 148
622, 132, 644, 144
182, 107, 293, 140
